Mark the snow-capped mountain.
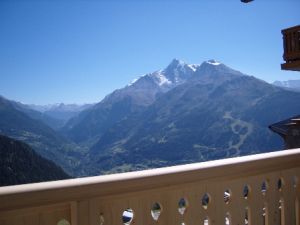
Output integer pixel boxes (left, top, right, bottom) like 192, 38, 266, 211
128, 58, 199, 92
62, 59, 201, 144
5, 58, 300, 177
85, 59, 300, 176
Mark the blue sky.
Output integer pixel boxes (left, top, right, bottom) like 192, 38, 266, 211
0, 0, 299, 104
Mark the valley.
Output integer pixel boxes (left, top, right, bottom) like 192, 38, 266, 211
1, 59, 300, 179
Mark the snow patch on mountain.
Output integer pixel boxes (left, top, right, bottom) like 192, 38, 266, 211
126, 59, 231, 94
127, 59, 197, 90
187, 64, 200, 72
128, 74, 147, 86
151, 71, 172, 86
128, 78, 139, 86
206, 59, 221, 66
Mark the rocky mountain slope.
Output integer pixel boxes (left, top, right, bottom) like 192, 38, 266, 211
0, 96, 85, 175
62, 59, 199, 145
80, 60, 300, 175
0, 135, 70, 186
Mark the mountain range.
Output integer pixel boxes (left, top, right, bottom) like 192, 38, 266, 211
77, 60, 300, 175
0, 96, 86, 175
62, 59, 198, 146
19, 102, 93, 130
1, 59, 300, 178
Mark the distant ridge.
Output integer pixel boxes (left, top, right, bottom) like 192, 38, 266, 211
273, 80, 300, 92
0, 95, 85, 176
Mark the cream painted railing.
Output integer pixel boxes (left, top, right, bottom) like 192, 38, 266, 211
1, 149, 300, 225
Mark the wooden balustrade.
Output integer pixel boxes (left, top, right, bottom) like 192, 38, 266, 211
1, 148, 300, 225
281, 25, 300, 71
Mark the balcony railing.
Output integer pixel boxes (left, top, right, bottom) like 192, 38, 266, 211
1, 149, 300, 225
281, 25, 300, 71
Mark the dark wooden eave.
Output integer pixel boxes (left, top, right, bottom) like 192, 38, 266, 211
269, 115, 300, 149
269, 115, 300, 136
241, 0, 254, 3
281, 60, 300, 71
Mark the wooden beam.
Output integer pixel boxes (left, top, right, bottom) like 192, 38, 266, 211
281, 60, 300, 72
241, 0, 254, 3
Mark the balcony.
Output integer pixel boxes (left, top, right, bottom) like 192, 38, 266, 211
1, 149, 300, 225
281, 25, 300, 71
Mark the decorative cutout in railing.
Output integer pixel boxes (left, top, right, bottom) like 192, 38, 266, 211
0, 149, 300, 225
57, 219, 70, 225
178, 198, 188, 215
151, 202, 162, 221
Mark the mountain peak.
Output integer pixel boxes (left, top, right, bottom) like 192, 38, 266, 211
167, 58, 186, 68
194, 59, 244, 79
205, 59, 222, 66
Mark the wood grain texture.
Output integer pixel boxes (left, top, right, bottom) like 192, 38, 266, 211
0, 148, 300, 225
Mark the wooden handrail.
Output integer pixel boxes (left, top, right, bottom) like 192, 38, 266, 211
1, 149, 300, 225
